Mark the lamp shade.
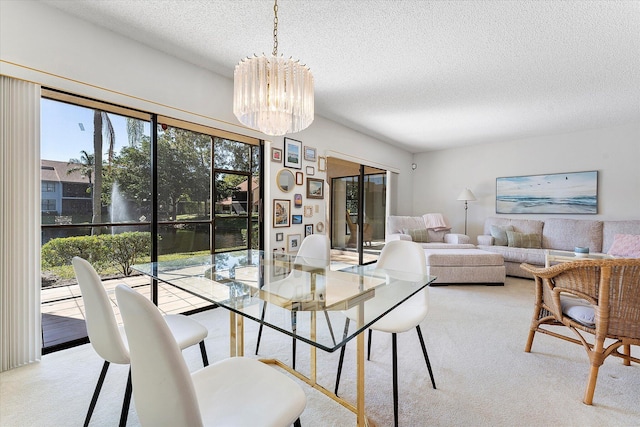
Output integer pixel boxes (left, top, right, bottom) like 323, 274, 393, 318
457, 188, 476, 201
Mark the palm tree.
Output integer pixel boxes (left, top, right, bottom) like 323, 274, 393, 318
92, 111, 116, 234
68, 150, 97, 232
67, 150, 95, 187
79, 114, 143, 234
126, 117, 144, 147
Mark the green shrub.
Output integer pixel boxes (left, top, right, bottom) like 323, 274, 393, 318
41, 232, 152, 276
41, 235, 107, 270
101, 232, 152, 276
241, 221, 260, 249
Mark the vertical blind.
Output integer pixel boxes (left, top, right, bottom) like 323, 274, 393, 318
0, 75, 42, 371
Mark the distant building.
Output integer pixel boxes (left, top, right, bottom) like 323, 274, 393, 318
41, 160, 92, 221
215, 177, 260, 215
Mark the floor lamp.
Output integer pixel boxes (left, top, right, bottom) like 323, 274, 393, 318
457, 188, 476, 235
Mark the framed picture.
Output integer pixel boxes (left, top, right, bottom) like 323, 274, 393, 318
284, 138, 302, 169
271, 147, 282, 163
294, 193, 303, 208
296, 171, 303, 186
292, 214, 303, 224
275, 232, 284, 242
273, 199, 290, 227
304, 146, 317, 161
304, 205, 313, 217
316, 221, 325, 233
306, 166, 315, 176
496, 170, 598, 214
304, 224, 314, 237
287, 234, 302, 252
318, 156, 326, 172
306, 178, 324, 199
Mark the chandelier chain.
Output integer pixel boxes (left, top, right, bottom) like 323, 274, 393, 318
272, 0, 279, 56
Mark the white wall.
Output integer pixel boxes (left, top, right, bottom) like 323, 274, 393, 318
412, 123, 640, 240
0, 1, 414, 252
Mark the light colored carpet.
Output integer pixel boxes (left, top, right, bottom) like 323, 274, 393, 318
1, 277, 639, 426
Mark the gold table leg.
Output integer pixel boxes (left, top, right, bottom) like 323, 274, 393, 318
235, 294, 369, 425
310, 311, 317, 383
310, 271, 317, 383
237, 314, 244, 356
229, 311, 236, 357
229, 311, 244, 357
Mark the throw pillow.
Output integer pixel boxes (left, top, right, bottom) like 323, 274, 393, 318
607, 234, 640, 258
490, 225, 514, 246
506, 230, 542, 249
561, 296, 595, 328
403, 228, 429, 243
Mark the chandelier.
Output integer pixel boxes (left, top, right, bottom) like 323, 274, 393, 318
233, 0, 314, 136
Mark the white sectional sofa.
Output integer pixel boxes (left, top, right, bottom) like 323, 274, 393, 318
386, 215, 505, 284
477, 217, 640, 278
385, 215, 473, 248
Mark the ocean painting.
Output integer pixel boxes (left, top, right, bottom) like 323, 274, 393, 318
496, 171, 598, 214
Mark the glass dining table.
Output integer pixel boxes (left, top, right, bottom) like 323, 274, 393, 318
133, 250, 435, 427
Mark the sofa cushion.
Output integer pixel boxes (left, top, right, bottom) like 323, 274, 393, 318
510, 219, 544, 235
477, 235, 494, 246
607, 234, 640, 258
483, 217, 512, 235
603, 221, 640, 253
387, 216, 426, 235
483, 217, 544, 237
490, 225, 513, 246
542, 218, 602, 252
477, 245, 546, 265
420, 243, 476, 250
506, 231, 542, 249
387, 215, 457, 244
444, 234, 471, 245
403, 228, 429, 243
427, 229, 448, 243
561, 296, 595, 328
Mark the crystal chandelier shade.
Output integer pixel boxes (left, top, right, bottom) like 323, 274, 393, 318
234, 55, 314, 136
233, 1, 314, 136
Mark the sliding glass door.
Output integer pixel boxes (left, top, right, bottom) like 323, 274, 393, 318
328, 157, 386, 265
40, 91, 262, 353
40, 93, 152, 351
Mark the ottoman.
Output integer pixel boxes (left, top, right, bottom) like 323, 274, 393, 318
424, 248, 505, 285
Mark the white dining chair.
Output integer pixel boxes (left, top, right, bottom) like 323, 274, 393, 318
333, 240, 436, 427
115, 284, 306, 427
72, 256, 210, 427
255, 234, 335, 369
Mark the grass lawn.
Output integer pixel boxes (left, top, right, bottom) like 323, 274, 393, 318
43, 250, 211, 283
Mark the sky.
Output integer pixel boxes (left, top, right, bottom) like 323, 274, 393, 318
40, 98, 149, 162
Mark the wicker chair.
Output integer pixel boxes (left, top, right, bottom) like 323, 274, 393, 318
520, 258, 640, 405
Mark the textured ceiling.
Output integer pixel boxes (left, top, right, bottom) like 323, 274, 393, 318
43, 0, 640, 153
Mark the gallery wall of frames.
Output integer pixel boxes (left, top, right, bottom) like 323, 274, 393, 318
271, 137, 327, 254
